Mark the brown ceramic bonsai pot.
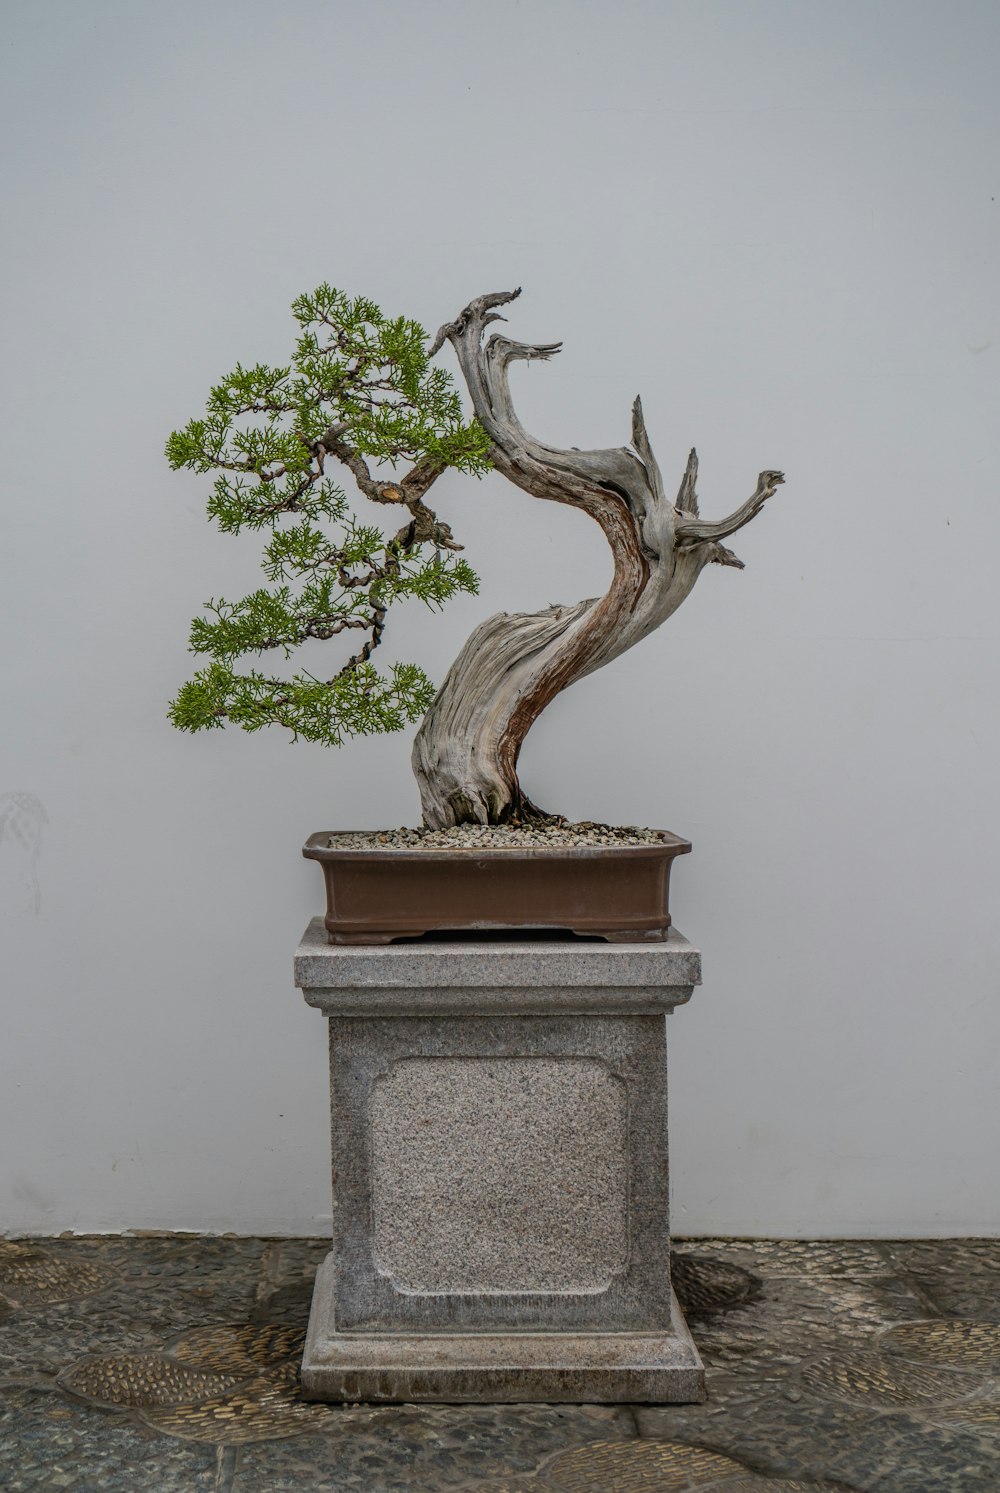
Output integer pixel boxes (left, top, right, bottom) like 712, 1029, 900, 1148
303, 830, 691, 945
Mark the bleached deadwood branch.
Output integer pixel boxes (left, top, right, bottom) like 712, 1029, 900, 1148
413, 291, 784, 826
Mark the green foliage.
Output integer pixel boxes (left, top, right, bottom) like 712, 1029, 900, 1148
167, 285, 486, 746
168, 661, 438, 748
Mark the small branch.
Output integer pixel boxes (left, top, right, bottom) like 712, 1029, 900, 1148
246, 613, 372, 651
316, 431, 460, 553
429, 288, 522, 358
317, 430, 388, 503
317, 421, 351, 448
305, 615, 371, 640
336, 598, 387, 675
399, 453, 447, 505
392, 509, 461, 553
333, 562, 381, 590
675, 448, 699, 516
630, 397, 667, 507
240, 473, 319, 522
675, 470, 784, 546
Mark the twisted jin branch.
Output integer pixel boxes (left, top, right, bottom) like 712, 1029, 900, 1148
412, 290, 785, 828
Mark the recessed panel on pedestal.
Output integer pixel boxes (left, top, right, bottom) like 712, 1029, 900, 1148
371, 1056, 628, 1294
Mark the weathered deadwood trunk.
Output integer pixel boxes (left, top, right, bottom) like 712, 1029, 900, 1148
412, 290, 784, 828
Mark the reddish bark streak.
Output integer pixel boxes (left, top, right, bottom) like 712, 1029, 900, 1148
495, 489, 649, 790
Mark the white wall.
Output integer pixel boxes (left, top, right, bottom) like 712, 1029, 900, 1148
2, 0, 998, 1238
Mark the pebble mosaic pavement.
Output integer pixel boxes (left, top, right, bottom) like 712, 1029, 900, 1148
1, 1236, 998, 1490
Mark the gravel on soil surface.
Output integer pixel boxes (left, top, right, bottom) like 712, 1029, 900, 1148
326, 823, 671, 850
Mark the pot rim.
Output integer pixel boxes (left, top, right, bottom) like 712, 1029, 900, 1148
303, 829, 692, 861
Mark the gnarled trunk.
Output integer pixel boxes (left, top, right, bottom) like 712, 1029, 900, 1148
413, 290, 784, 828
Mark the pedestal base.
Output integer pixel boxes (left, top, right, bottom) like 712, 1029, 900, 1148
302, 1255, 705, 1403
294, 920, 704, 1405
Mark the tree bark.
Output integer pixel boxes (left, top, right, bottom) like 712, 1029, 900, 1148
412, 290, 784, 828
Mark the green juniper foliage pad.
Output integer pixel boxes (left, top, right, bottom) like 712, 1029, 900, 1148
166, 286, 488, 746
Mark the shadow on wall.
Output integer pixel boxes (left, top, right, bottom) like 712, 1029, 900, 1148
0, 791, 48, 915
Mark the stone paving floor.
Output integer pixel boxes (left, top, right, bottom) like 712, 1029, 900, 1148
1, 1236, 999, 1491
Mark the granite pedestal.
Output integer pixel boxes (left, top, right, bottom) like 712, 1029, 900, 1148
293, 919, 705, 1403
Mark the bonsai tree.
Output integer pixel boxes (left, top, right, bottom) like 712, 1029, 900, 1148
169, 286, 784, 828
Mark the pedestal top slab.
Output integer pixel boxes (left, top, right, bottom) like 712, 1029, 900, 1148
294, 918, 700, 1015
